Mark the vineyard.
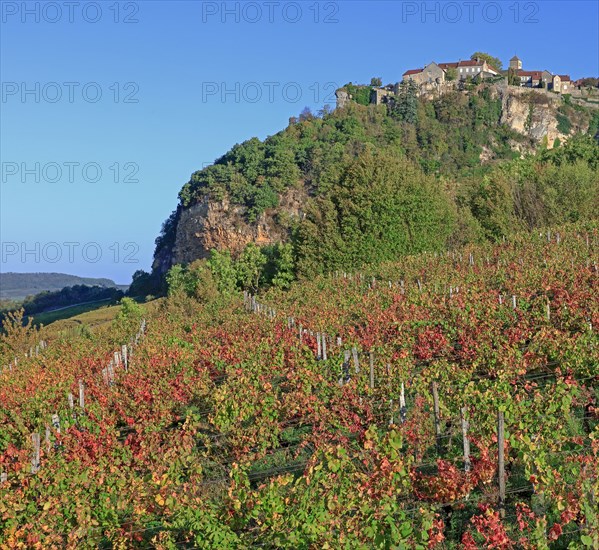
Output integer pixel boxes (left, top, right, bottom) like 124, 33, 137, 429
0, 222, 598, 549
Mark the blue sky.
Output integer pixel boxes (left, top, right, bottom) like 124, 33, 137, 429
1, 0, 598, 283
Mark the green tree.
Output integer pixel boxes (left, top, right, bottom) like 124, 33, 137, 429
270, 243, 296, 290
390, 80, 419, 123
370, 77, 382, 87
507, 68, 520, 86
236, 243, 267, 292
471, 51, 503, 71
208, 250, 238, 295
113, 297, 143, 335
445, 67, 458, 81
166, 265, 190, 296
187, 260, 220, 303
296, 148, 456, 276
128, 270, 159, 298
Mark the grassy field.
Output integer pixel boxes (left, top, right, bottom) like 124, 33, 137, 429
30, 299, 116, 327
36, 297, 163, 338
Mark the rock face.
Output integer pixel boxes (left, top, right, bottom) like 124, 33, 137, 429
499, 86, 561, 145
496, 85, 590, 147
153, 188, 306, 272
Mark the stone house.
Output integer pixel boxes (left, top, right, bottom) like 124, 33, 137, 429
541, 70, 553, 88
455, 59, 499, 80
403, 58, 498, 84
517, 70, 543, 87
552, 74, 562, 93
402, 62, 445, 85
559, 75, 572, 93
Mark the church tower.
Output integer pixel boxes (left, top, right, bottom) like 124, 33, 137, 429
509, 55, 522, 70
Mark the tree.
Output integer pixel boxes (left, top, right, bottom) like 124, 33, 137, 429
579, 77, 599, 88
390, 80, 419, 123
0, 308, 36, 357
471, 52, 503, 71
370, 77, 382, 87
128, 270, 158, 298
208, 249, 237, 294
445, 67, 458, 81
236, 243, 267, 292
113, 297, 142, 335
165, 265, 190, 296
296, 148, 456, 276
507, 68, 520, 86
299, 107, 314, 122
270, 243, 295, 290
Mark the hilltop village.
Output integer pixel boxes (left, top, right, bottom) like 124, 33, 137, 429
337, 54, 599, 108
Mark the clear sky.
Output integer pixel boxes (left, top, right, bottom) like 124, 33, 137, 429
1, 0, 598, 283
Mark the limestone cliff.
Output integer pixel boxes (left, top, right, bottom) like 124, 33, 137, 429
152, 188, 306, 272
497, 86, 590, 147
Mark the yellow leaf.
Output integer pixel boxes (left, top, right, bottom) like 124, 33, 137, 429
43, 501, 52, 511
155, 494, 165, 506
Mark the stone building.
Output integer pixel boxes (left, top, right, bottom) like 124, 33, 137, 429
371, 86, 396, 105
402, 62, 445, 85
509, 55, 522, 70
509, 55, 573, 93
517, 70, 543, 87
403, 58, 498, 84
559, 75, 572, 93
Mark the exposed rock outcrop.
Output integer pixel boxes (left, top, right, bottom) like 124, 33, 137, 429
153, 188, 306, 272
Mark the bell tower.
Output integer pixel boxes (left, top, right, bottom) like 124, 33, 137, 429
509, 55, 522, 70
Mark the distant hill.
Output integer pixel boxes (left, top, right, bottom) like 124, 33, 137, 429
0, 272, 126, 300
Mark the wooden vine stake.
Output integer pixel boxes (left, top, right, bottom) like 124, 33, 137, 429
399, 382, 407, 424
431, 381, 441, 453
369, 351, 375, 389
322, 334, 327, 361
342, 350, 351, 385
497, 410, 506, 518
51, 413, 61, 434
352, 346, 360, 373
31, 433, 41, 474
79, 380, 85, 409
316, 332, 322, 360
121, 344, 128, 371
461, 407, 470, 472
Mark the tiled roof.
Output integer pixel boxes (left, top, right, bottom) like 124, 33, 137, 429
518, 70, 543, 79
558, 74, 571, 82
458, 59, 482, 67
403, 68, 423, 76
438, 62, 458, 69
